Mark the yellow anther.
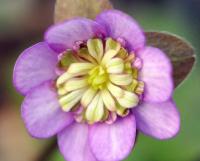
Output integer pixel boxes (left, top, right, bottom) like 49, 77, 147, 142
127, 79, 138, 92
125, 53, 135, 62
117, 47, 128, 59
132, 68, 139, 79
135, 81, 145, 95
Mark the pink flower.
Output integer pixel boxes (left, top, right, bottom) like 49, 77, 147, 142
13, 10, 180, 161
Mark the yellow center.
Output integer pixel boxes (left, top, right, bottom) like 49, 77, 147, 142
56, 38, 144, 124
88, 65, 108, 90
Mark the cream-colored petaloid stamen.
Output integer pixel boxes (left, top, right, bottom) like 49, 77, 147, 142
56, 38, 145, 124
117, 91, 139, 108
87, 39, 104, 62
81, 88, 97, 107
85, 92, 104, 123
101, 89, 116, 111
67, 62, 95, 74
58, 88, 86, 112
109, 74, 132, 86
101, 50, 119, 65
106, 58, 124, 74
63, 77, 88, 92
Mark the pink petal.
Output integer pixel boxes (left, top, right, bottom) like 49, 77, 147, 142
58, 123, 97, 161
89, 114, 136, 161
96, 10, 145, 51
133, 100, 180, 140
22, 82, 73, 138
45, 18, 105, 52
13, 42, 58, 95
139, 47, 174, 102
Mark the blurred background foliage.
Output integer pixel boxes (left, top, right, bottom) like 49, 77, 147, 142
0, 0, 200, 161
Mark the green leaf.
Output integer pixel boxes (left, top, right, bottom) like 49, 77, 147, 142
54, 0, 113, 23
145, 32, 196, 87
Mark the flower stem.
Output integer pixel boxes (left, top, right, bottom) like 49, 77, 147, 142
36, 139, 57, 161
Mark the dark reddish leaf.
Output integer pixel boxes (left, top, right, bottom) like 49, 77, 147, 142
146, 32, 196, 87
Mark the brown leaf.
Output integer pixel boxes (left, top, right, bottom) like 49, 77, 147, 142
54, 0, 113, 23
145, 32, 196, 87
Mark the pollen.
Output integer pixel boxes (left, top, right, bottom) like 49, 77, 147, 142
56, 38, 145, 124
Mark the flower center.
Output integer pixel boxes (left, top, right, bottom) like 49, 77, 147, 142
88, 65, 108, 90
56, 38, 145, 124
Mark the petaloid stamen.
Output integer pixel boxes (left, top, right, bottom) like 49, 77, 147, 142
56, 38, 145, 124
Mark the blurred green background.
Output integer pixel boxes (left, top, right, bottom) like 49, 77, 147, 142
0, 0, 199, 161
